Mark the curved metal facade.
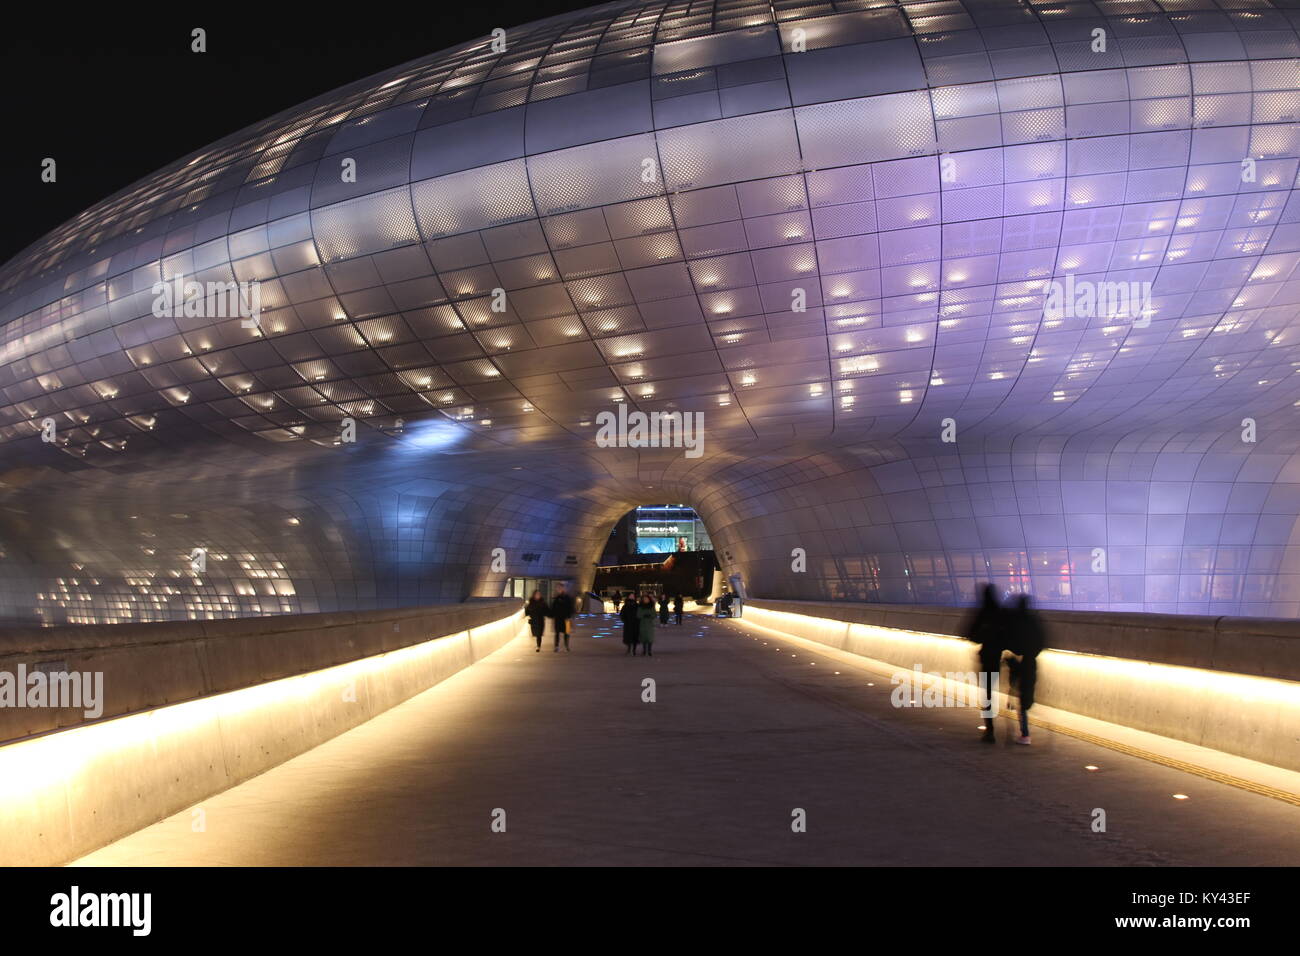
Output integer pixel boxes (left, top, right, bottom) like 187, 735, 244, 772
2, 0, 1300, 623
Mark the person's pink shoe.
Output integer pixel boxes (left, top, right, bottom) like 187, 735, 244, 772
1016, 735, 1032, 745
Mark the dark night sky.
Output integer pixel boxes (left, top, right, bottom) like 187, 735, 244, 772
0, 4, 592, 263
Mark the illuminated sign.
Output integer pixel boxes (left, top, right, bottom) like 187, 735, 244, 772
636, 520, 694, 553
637, 523, 684, 536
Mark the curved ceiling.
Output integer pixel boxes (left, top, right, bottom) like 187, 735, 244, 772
2, 0, 1299, 623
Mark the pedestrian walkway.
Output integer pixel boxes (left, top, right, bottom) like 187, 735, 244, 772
74, 610, 1300, 866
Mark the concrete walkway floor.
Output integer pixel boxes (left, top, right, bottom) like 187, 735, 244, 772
74, 611, 1300, 866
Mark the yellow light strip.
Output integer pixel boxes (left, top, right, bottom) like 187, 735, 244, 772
740, 604, 1300, 807
0, 611, 524, 864
746, 605, 1300, 709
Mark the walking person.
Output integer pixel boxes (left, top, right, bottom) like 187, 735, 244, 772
620, 594, 640, 655
550, 583, 575, 652
673, 593, 683, 625
525, 589, 548, 653
962, 583, 1005, 743
659, 593, 670, 626
636, 593, 657, 656
1005, 595, 1045, 745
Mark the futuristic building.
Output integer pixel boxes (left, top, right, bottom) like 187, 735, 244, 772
2, 0, 1300, 624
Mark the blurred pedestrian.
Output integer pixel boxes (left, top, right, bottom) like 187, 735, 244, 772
620, 594, 640, 655
550, 584, 575, 652
963, 583, 1005, 743
525, 589, 548, 652
637, 593, 657, 656
1005, 595, 1045, 745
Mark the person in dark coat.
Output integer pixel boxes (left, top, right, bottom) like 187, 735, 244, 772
962, 583, 1005, 743
1005, 594, 1045, 745
620, 595, 640, 655
636, 594, 657, 656
525, 589, 548, 652
673, 593, 684, 625
659, 594, 671, 625
550, 584, 575, 652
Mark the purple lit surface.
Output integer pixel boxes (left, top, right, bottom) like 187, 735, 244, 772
1, 1, 1299, 623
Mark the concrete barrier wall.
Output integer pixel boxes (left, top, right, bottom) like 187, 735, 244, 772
742, 600, 1300, 682
0, 601, 518, 743
0, 603, 526, 866
743, 601, 1300, 774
